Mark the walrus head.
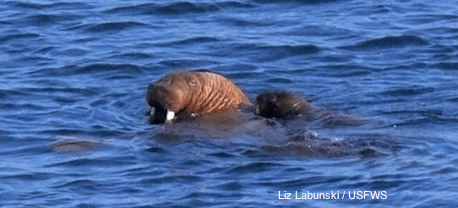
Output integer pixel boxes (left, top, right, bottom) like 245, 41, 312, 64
147, 71, 250, 124
255, 91, 310, 119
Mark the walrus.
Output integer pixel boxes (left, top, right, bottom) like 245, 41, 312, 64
256, 91, 360, 127
255, 91, 311, 119
146, 71, 251, 124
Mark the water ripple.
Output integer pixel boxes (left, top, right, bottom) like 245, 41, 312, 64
380, 86, 436, 97
157, 2, 220, 14
84, 22, 150, 33
0, 33, 40, 43
342, 35, 429, 51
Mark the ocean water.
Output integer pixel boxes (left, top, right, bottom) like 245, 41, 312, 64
1, 0, 458, 207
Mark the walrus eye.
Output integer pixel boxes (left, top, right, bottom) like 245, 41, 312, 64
188, 79, 197, 86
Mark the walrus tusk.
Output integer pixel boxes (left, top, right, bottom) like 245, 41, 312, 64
166, 111, 175, 122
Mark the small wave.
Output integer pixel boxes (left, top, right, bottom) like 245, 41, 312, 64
156, 59, 218, 68
380, 86, 435, 97
437, 62, 458, 70
33, 47, 88, 57
342, 35, 428, 50
53, 179, 99, 190
222, 17, 274, 27
23, 13, 82, 26
262, 44, 321, 55
5, 1, 44, 9
430, 167, 457, 175
156, 2, 220, 15
61, 48, 89, 57
216, 1, 256, 8
342, 35, 429, 51
33, 46, 54, 54
316, 64, 374, 77
208, 152, 236, 158
46, 2, 93, 10
225, 71, 266, 80
264, 78, 293, 84
145, 146, 167, 154
0, 88, 37, 100
76, 63, 144, 75
84, 21, 149, 33
258, 44, 321, 61
15, 83, 99, 97
108, 52, 154, 61
1, 171, 54, 182
0, 33, 39, 43
252, 0, 342, 4
105, 2, 222, 15
23, 14, 59, 25
226, 162, 282, 174
380, 109, 444, 121
373, 4, 390, 14
403, 111, 458, 125
141, 175, 202, 184
231, 43, 320, 62
214, 181, 243, 191
383, 62, 428, 71
215, 64, 259, 73
7, 1, 93, 10
34, 64, 105, 77
173, 37, 221, 45
103, 3, 157, 15
0, 102, 48, 112
28, 63, 143, 77
262, 140, 353, 157
449, 97, 458, 103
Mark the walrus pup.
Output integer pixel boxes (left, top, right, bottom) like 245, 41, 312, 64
147, 71, 251, 124
255, 91, 311, 119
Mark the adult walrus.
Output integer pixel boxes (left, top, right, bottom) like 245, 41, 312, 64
147, 71, 251, 124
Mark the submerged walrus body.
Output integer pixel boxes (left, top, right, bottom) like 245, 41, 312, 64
147, 71, 251, 124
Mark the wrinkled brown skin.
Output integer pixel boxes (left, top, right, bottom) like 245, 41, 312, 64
255, 91, 311, 119
147, 71, 251, 124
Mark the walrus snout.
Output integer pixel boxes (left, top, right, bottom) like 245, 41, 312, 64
147, 82, 186, 124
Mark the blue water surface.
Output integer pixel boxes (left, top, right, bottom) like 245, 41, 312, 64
1, 0, 458, 207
